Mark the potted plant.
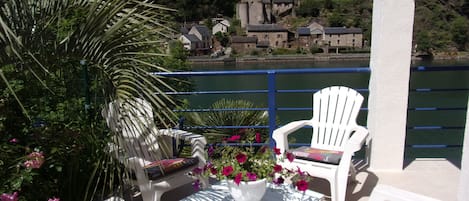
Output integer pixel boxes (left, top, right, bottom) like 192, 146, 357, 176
192, 129, 311, 201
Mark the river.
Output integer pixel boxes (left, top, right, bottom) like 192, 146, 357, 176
188, 58, 469, 159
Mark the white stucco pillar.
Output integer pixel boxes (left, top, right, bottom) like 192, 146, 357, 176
458, 102, 469, 201
367, 0, 415, 171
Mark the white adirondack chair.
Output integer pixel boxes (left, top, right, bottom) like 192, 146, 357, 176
102, 98, 208, 201
273, 86, 369, 201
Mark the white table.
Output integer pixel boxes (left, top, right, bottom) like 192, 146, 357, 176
181, 181, 325, 201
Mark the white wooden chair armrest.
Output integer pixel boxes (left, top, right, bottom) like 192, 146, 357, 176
273, 120, 310, 154
344, 126, 369, 153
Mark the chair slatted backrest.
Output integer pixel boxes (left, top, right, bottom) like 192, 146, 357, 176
311, 86, 364, 150
103, 98, 162, 161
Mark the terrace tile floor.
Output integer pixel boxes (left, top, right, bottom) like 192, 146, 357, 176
159, 158, 459, 201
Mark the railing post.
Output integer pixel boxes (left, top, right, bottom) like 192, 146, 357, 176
267, 71, 276, 148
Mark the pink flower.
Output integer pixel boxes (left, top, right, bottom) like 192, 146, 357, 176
296, 180, 309, 191
192, 167, 203, 175
273, 164, 282, 173
23, 151, 45, 169
235, 153, 247, 164
226, 135, 241, 141
286, 152, 295, 162
0, 192, 18, 201
273, 177, 284, 185
255, 132, 261, 143
246, 172, 257, 181
192, 180, 200, 191
297, 167, 304, 176
234, 173, 243, 185
222, 166, 233, 176
208, 145, 215, 156
48, 197, 60, 201
9, 138, 18, 143
274, 148, 281, 155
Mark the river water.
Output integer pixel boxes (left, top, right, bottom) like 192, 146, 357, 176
189, 58, 469, 159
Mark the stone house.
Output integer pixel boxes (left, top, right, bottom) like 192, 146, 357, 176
246, 24, 289, 48
179, 34, 201, 52
212, 19, 231, 34
231, 36, 257, 54
188, 25, 212, 53
324, 27, 363, 48
296, 22, 363, 52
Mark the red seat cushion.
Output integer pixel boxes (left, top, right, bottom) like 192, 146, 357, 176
288, 146, 343, 165
143, 157, 199, 180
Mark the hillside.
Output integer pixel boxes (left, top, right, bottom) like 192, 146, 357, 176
157, 0, 469, 54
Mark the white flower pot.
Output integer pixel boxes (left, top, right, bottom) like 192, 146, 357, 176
226, 178, 267, 201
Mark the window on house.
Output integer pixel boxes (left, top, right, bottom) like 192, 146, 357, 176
338, 34, 340, 38
277, 34, 281, 38
275, 41, 279, 46
328, 41, 331, 46
337, 40, 340, 44
353, 34, 355, 37
265, 34, 268, 39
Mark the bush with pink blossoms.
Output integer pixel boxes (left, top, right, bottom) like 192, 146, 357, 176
192, 129, 311, 191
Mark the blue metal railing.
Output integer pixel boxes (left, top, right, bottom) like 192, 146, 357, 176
154, 66, 469, 152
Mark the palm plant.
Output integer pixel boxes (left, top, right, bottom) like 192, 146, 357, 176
184, 99, 270, 143
1, 0, 182, 200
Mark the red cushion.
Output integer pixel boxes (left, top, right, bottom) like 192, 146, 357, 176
288, 146, 343, 165
143, 157, 199, 180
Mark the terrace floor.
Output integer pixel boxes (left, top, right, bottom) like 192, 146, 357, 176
159, 158, 460, 201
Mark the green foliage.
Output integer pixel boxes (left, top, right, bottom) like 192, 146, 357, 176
296, 0, 322, 17
271, 48, 297, 55
450, 16, 469, 50
1, 0, 184, 200
183, 99, 269, 143
214, 32, 230, 47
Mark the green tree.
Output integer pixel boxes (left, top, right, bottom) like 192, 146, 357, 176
450, 16, 469, 50
296, 0, 322, 17
1, 0, 182, 200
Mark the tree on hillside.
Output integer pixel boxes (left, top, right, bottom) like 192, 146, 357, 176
450, 16, 469, 50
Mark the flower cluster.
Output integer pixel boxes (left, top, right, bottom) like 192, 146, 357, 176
0, 192, 58, 201
193, 129, 312, 191
23, 151, 45, 169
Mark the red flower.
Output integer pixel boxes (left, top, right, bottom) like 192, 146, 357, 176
255, 132, 261, 143
246, 172, 257, 181
286, 152, 295, 162
234, 173, 243, 185
297, 167, 304, 176
222, 166, 234, 176
273, 177, 285, 185
296, 180, 309, 191
274, 148, 281, 155
210, 167, 218, 175
226, 135, 241, 141
236, 153, 247, 164
273, 164, 282, 173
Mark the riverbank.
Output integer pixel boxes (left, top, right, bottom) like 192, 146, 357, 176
188, 52, 469, 64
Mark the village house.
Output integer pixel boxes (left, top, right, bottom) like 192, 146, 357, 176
188, 25, 212, 54
296, 22, 363, 53
179, 34, 201, 52
246, 24, 289, 48
231, 36, 257, 54
212, 19, 231, 34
